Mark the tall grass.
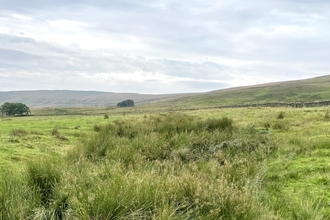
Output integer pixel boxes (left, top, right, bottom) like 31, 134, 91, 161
63, 113, 273, 219
26, 158, 61, 207
0, 158, 73, 219
0, 171, 36, 219
3, 111, 318, 219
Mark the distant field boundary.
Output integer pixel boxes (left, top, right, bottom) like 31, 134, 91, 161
213, 100, 330, 109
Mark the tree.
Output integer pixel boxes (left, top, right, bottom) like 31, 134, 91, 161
117, 99, 134, 107
0, 102, 30, 116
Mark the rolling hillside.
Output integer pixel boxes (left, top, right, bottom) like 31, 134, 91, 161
1, 75, 330, 108
167, 75, 330, 107
0, 90, 188, 108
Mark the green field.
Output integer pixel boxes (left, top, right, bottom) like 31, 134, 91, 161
1, 106, 330, 219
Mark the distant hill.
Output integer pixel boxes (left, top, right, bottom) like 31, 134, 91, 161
162, 75, 330, 107
0, 90, 187, 108
1, 75, 330, 108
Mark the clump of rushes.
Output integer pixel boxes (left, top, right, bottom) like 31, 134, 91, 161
204, 117, 233, 132
10, 128, 28, 137
51, 127, 68, 141
264, 122, 271, 130
276, 111, 285, 119
93, 125, 102, 132
26, 158, 72, 219
324, 108, 330, 120
51, 128, 59, 136
26, 158, 60, 207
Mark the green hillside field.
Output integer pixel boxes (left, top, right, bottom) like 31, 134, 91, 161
168, 75, 330, 107
1, 105, 330, 219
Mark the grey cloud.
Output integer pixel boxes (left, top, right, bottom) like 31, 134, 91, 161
0, 0, 156, 12
228, 34, 330, 66
8, 0, 327, 60
1, 35, 36, 44
0, 34, 74, 56
177, 80, 229, 92
154, 60, 232, 80
85, 0, 328, 62
0, 34, 232, 83
0, 0, 329, 93
0, 48, 39, 60
0, 69, 223, 94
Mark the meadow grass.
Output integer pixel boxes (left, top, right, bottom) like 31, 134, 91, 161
1, 107, 330, 219
0, 114, 123, 170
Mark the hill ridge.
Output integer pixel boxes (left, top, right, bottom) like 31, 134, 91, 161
1, 74, 330, 108
0, 90, 187, 108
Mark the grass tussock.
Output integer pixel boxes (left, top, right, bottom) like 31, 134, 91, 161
51, 128, 68, 141
26, 158, 61, 207
324, 108, 330, 120
26, 158, 73, 219
10, 128, 28, 137
273, 120, 290, 131
93, 124, 102, 132
276, 111, 285, 119
51, 128, 60, 136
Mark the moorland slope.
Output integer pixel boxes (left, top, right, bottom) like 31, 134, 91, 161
1, 75, 330, 108
0, 90, 189, 108
167, 75, 330, 107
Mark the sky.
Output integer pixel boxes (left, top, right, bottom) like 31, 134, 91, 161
0, 0, 329, 94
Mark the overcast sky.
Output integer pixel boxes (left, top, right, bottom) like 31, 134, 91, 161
0, 0, 329, 94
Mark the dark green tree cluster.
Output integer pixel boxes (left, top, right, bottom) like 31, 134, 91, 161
0, 102, 30, 116
117, 99, 134, 107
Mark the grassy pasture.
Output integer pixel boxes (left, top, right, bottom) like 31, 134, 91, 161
0, 114, 121, 170
1, 106, 330, 219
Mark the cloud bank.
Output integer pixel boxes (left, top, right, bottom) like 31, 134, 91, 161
0, 0, 329, 93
